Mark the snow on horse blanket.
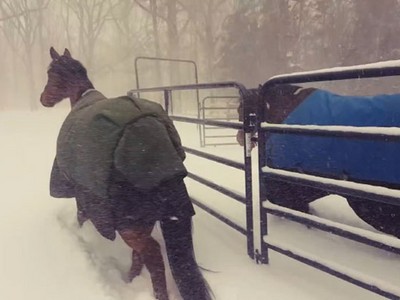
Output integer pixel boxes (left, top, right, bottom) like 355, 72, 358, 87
49, 90, 191, 239
266, 89, 400, 186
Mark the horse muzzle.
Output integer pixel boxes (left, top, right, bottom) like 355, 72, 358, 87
40, 93, 55, 107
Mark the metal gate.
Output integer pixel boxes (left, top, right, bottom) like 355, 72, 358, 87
199, 95, 240, 147
130, 57, 400, 299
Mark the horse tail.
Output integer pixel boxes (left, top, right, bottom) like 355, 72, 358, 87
160, 218, 214, 300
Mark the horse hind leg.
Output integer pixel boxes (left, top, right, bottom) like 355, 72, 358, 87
75, 199, 89, 227
119, 228, 169, 300
142, 237, 169, 300
127, 250, 144, 282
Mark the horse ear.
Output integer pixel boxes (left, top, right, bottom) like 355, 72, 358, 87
50, 47, 60, 60
63, 48, 72, 58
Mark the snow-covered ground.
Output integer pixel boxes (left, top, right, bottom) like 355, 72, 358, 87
1, 108, 400, 300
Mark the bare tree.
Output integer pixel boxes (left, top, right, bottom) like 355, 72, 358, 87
101, 1, 158, 92
62, 0, 120, 71
134, 0, 164, 57
0, 4, 45, 22
343, 0, 400, 65
177, 0, 229, 80
134, 0, 184, 84
0, 0, 49, 110
216, 6, 261, 85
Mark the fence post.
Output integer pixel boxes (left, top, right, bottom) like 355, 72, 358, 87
243, 93, 256, 260
255, 89, 269, 264
200, 97, 206, 147
164, 90, 173, 115
256, 125, 269, 263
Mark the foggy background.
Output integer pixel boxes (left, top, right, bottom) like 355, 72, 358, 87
1, 0, 400, 111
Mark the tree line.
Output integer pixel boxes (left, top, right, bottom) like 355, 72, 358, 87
1, 0, 399, 110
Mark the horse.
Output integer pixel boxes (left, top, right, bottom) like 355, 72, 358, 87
40, 47, 213, 300
238, 84, 400, 239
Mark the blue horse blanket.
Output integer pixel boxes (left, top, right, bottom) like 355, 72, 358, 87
266, 90, 400, 185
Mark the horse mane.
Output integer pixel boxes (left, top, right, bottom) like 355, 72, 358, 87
238, 84, 311, 123
260, 84, 303, 102
49, 55, 89, 81
260, 84, 317, 123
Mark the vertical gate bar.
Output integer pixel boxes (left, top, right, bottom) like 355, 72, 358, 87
256, 88, 269, 264
194, 64, 201, 149
134, 57, 141, 98
169, 90, 174, 115
242, 92, 255, 260
257, 122, 269, 264
199, 102, 204, 147
201, 98, 206, 147
164, 90, 170, 114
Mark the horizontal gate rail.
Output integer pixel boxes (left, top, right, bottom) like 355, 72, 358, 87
264, 60, 400, 85
202, 117, 239, 121
262, 123, 400, 141
263, 167, 400, 206
204, 135, 236, 138
264, 202, 400, 255
203, 107, 236, 110
171, 115, 242, 129
264, 240, 400, 300
187, 172, 246, 205
183, 146, 245, 170
204, 126, 231, 129
128, 81, 250, 96
191, 197, 246, 235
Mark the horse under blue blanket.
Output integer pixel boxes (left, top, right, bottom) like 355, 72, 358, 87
266, 90, 400, 185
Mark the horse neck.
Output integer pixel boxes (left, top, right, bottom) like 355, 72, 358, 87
69, 79, 95, 106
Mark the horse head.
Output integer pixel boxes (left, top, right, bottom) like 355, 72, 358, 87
261, 84, 316, 124
40, 47, 93, 107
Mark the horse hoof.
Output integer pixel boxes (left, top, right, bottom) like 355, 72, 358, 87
122, 273, 134, 283
154, 291, 169, 300
77, 211, 88, 227
126, 270, 141, 282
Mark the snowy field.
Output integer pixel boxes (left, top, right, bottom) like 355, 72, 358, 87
1, 108, 400, 300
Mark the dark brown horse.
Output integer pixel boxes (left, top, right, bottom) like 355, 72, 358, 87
238, 84, 400, 239
40, 47, 213, 300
